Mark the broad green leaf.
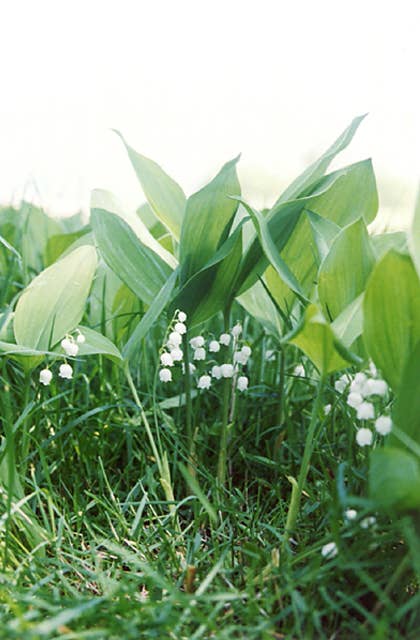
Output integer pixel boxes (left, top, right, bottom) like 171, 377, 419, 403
179, 156, 240, 283
171, 221, 243, 326
238, 160, 377, 299
331, 293, 364, 349
14, 246, 98, 351
115, 131, 186, 240
20, 204, 62, 273
238, 281, 283, 336
0, 311, 14, 341
369, 447, 420, 511
88, 259, 141, 344
275, 114, 367, 204
44, 230, 88, 266
285, 304, 359, 374
306, 159, 378, 226
391, 341, 420, 447
306, 210, 340, 263
70, 326, 122, 362
240, 201, 306, 301
91, 189, 177, 268
91, 208, 172, 306
0, 340, 44, 371
0, 341, 43, 356
123, 270, 178, 361
363, 251, 420, 390
410, 186, 420, 279
371, 231, 407, 260
318, 218, 375, 321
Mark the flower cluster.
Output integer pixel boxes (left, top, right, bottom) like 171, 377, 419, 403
158, 313, 250, 393
38, 330, 85, 385
334, 363, 392, 446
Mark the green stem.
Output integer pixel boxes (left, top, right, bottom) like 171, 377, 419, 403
276, 346, 285, 426
217, 305, 232, 488
182, 333, 195, 476
19, 373, 32, 474
2, 372, 14, 569
125, 364, 175, 505
282, 373, 325, 548
217, 377, 231, 487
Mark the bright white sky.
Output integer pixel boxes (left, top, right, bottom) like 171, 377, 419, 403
0, 0, 419, 229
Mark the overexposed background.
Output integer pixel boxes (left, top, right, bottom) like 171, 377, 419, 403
0, 0, 419, 229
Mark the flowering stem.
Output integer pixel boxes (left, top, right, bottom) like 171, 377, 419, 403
124, 364, 175, 508
182, 332, 195, 477
217, 305, 232, 488
282, 373, 325, 549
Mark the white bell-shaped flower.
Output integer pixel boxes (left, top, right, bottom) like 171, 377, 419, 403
190, 336, 205, 349
209, 340, 220, 353
159, 368, 172, 383
59, 363, 73, 379
197, 375, 211, 390
237, 376, 248, 391
160, 352, 174, 367
356, 428, 373, 446
374, 415, 392, 435
39, 368, 53, 385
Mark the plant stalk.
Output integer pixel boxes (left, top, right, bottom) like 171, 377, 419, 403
282, 373, 325, 550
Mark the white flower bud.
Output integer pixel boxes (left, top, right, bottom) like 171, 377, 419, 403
293, 364, 305, 378
345, 509, 358, 521
182, 362, 196, 374
356, 402, 375, 421
233, 351, 248, 365
360, 516, 376, 529
174, 322, 187, 335
321, 542, 338, 559
59, 363, 73, 379
193, 347, 206, 361
177, 311, 187, 322
347, 392, 363, 408
170, 348, 183, 362
237, 376, 248, 392
211, 365, 222, 379
76, 333, 86, 344
61, 337, 72, 351
197, 375, 211, 390
219, 333, 231, 346
324, 404, 332, 416
356, 428, 373, 447
159, 368, 172, 383
190, 336, 205, 349
231, 323, 242, 337
39, 369, 52, 385
209, 340, 220, 353
160, 352, 174, 367
334, 374, 350, 393
265, 349, 275, 361
364, 379, 388, 397
374, 415, 392, 436
220, 363, 234, 378
241, 345, 252, 357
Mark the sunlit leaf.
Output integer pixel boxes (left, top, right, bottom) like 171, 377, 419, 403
285, 304, 359, 374
14, 246, 98, 351
179, 156, 240, 283
318, 218, 375, 321
274, 114, 367, 204
363, 250, 420, 390
115, 132, 186, 240
91, 208, 172, 306
369, 447, 420, 511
